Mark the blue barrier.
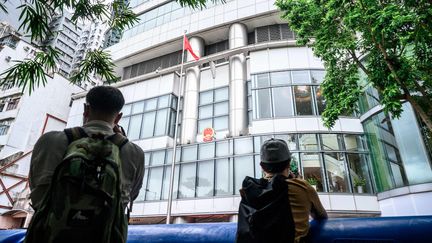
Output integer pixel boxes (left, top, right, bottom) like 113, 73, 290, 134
0, 216, 431, 242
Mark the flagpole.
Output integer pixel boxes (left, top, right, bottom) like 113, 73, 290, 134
166, 30, 187, 224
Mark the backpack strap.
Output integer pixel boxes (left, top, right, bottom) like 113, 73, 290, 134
64, 127, 88, 144
106, 133, 129, 150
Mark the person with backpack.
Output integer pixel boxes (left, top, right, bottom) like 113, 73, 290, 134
26, 86, 144, 243
236, 138, 327, 243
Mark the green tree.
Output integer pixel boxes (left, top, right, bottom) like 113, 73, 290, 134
276, 0, 432, 131
0, 0, 222, 92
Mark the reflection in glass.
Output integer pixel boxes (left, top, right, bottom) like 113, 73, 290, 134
145, 98, 157, 111
321, 134, 341, 150
162, 165, 179, 199
182, 146, 197, 162
298, 134, 318, 150
215, 158, 233, 195
199, 143, 215, 160
272, 87, 293, 117
215, 87, 228, 102
254, 73, 270, 88
132, 101, 144, 114
128, 114, 142, 140
146, 167, 163, 200
274, 134, 297, 151
141, 111, 156, 138
294, 86, 314, 115
199, 105, 213, 119
234, 138, 254, 155
214, 116, 228, 131
255, 89, 272, 118
323, 153, 349, 192
315, 87, 325, 115
292, 70, 310, 84
347, 153, 372, 193
151, 150, 165, 166
311, 70, 325, 83
271, 71, 291, 86
179, 163, 197, 198
197, 160, 214, 197
301, 153, 325, 192
199, 91, 213, 105
234, 156, 254, 194
154, 109, 168, 136
344, 134, 365, 151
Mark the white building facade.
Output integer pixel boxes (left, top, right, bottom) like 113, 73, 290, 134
66, 0, 432, 223
0, 33, 81, 227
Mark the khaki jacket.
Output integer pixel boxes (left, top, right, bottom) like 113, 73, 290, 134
29, 120, 145, 210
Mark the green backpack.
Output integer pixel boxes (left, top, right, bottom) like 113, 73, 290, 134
25, 127, 129, 243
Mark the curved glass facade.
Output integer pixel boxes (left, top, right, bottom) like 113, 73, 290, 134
137, 132, 371, 202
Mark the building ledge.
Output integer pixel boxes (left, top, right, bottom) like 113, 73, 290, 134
377, 182, 432, 201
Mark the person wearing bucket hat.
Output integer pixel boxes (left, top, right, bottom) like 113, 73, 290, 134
236, 138, 327, 243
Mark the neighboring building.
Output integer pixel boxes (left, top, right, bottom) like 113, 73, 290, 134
73, 20, 109, 89
104, 28, 123, 49
44, 11, 84, 77
0, 30, 81, 227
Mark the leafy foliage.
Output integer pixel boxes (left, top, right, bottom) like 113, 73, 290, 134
276, 0, 432, 131
0, 0, 223, 93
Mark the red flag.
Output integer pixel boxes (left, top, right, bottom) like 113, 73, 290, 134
184, 36, 200, 61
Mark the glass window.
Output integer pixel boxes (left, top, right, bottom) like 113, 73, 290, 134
198, 119, 212, 133
234, 137, 254, 155
215, 158, 233, 196
294, 86, 314, 115
254, 155, 262, 178
234, 156, 254, 194
290, 153, 300, 176
118, 117, 130, 135
137, 168, 148, 201
254, 73, 270, 88
254, 136, 261, 153
178, 163, 197, 198
214, 87, 228, 102
182, 146, 197, 162
154, 109, 168, 136
255, 89, 272, 118
216, 141, 231, 157
271, 71, 291, 86
214, 116, 228, 131
323, 153, 350, 192
144, 152, 150, 166
298, 134, 318, 150
165, 147, 181, 164
141, 111, 156, 138
347, 153, 373, 193
145, 98, 157, 111
196, 160, 214, 197
158, 95, 170, 108
146, 167, 163, 200
122, 104, 132, 116
199, 91, 213, 105
274, 134, 297, 151
199, 143, 215, 160
315, 87, 326, 115
132, 101, 144, 114
301, 153, 325, 192
214, 102, 228, 116
151, 150, 165, 166
292, 70, 310, 84
128, 114, 142, 140
199, 105, 213, 119
161, 165, 179, 199
344, 134, 365, 151
272, 87, 293, 117
321, 134, 341, 150
311, 70, 325, 83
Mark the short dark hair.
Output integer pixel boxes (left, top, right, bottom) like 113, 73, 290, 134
260, 160, 290, 174
86, 86, 125, 115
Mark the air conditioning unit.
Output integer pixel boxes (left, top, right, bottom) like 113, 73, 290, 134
5, 56, 11, 62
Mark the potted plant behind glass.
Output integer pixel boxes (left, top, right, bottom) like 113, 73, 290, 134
306, 177, 318, 190
353, 177, 366, 193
